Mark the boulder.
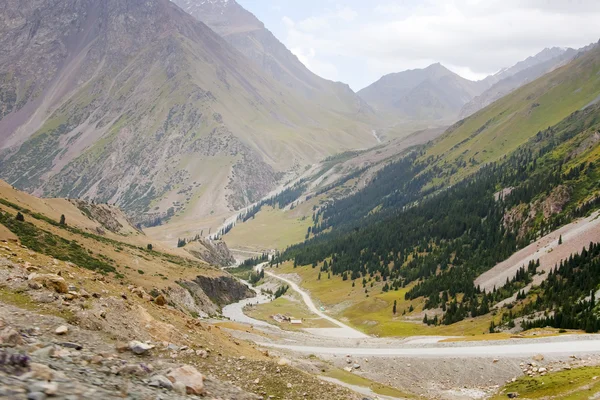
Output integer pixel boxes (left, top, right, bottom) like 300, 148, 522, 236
128, 341, 154, 355
277, 358, 290, 366
149, 375, 174, 390
166, 365, 205, 395
532, 354, 544, 362
28, 274, 68, 294
155, 295, 167, 306
54, 325, 69, 335
0, 327, 23, 346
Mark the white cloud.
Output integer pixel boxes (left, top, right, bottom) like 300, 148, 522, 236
278, 0, 600, 90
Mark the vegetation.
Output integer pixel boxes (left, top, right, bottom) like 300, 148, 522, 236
278, 103, 600, 326
0, 210, 115, 274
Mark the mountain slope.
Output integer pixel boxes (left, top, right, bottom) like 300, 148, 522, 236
459, 47, 582, 118
427, 42, 600, 182
358, 63, 490, 122
0, 0, 376, 227
171, 0, 373, 117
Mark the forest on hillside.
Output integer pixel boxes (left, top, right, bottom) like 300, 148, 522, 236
276, 104, 600, 327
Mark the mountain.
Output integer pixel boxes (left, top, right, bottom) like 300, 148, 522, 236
171, 0, 373, 117
459, 47, 585, 118
0, 0, 376, 228
358, 63, 491, 122
273, 45, 600, 339
427, 42, 600, 179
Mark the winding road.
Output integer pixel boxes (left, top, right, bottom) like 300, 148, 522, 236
222, 264, 600, 360
257, 264, 368, 338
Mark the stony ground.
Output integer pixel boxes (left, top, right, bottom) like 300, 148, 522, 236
0, 240, 362, 400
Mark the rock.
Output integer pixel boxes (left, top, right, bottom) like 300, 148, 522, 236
173, 382, 187, 395
27, 392, 46, 400
28, 273, 68, 294
55, 325, 69, 335
343, 367, 353, 372
167, 343, 180, 352
0, 327, 23, 346
493, 359, 499, 363
28, 381, 58, 396
253, 378, 260, 384
287, 383, 292, 389
115, 342, 129, 353
31, 346, 55, 358
118, 364, 148, 376
507, 393, 519, 398
155, 295, 167, 306
532, 354, 544, 362
353, 363, 361, 369
166, 365, 205, 395
128, 341, 155, 355
57, 342, 82, 350
27, 363, 56, 381
538, 367, 547, 373
277, 358, 290, 366
149, 375, 174, 390
28, 282, 43, 290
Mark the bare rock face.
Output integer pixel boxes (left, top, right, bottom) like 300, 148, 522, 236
0, 0, 373, 225
179, 275, 254, 307
184, 237, 235, 267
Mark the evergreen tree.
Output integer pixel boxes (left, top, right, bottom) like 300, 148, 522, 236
559, 235, 563, 245
147, 244, 153, 251
59, 214, 66, 225
15, 212, 24, 222
393, 300, 397, 315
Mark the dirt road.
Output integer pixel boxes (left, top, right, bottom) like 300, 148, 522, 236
257, 336, 600, 358
259, 265, 368, 338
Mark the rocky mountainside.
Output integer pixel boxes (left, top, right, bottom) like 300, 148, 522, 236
171, 0, 374, 117
459, 47, 585, 118
0, 0, 376, 226
358, 63, 491, 122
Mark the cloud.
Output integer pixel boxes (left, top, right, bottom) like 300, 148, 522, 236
278, 0, 600, 90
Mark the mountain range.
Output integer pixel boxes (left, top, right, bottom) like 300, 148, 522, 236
0, 0, 595, 235
0, 0, 376, 228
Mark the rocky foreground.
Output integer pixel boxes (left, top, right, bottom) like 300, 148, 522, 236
0, 239, 359, 400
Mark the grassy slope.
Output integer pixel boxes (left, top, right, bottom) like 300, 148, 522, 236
0, 183, 223, 290
269, 261, 495, 337
493, 366, 600, 399
223, 206, 313, 252
426, 46, 600, 183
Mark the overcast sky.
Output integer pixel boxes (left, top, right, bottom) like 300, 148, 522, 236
237, 0, 600, 91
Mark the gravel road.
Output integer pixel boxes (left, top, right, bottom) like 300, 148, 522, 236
262, 268, 368, 339
257, 337, 600, 358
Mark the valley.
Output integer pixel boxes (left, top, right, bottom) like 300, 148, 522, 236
1, 0, 600, 399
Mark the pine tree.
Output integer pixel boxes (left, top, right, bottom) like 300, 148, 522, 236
559, 235, 563, 245
393, 300, 397, 315
15, 212, 24, 222
59, 214, 66, 225
147, 244, 153, 251
423, 314, 428, 324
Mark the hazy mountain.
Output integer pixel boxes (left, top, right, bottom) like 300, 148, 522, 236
358, 63, 491, 122
0, 0, 376, 226
171, 0, 373, 117
459, 47, 586, 118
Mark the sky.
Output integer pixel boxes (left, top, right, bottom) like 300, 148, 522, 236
236, 0, 600, 91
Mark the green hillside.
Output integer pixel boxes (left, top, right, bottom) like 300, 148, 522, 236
427, 44, 600, 183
